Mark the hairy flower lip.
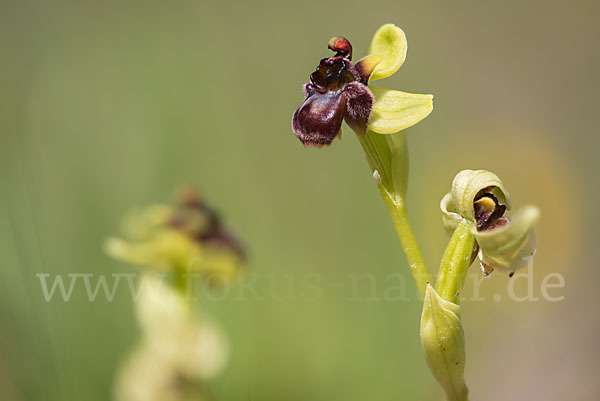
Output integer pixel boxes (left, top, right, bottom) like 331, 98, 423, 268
292, 89, 347, 147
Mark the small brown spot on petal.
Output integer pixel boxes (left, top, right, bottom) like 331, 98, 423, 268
480, 261, 494, 276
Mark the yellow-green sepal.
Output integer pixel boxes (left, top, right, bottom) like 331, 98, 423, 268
440, 193, 463, 234
368, 23, 407, 81
104, 230, 201, 272
473, 206, 540, 272
368, 86, 433, 135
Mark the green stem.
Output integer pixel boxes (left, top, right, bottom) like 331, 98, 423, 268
435, 219, 476, 304
357, 131, 431, 297
174, 265, 193, 305
379, 187, 432, 297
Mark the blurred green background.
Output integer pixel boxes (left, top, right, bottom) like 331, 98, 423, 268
1, 0, 599, 400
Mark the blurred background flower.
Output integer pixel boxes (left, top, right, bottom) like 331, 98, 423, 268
1, 1, 598, 400
106, 191, 242, 401
105, 189, 244, 283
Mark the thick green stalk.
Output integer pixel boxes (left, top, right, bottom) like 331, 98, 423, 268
435, 219, 476, 304
379, 188, 432, 297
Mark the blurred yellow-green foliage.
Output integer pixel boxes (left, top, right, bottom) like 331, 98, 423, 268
1, 0, 598, 400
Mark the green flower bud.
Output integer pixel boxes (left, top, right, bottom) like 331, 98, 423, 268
420, 284, 468, 401
440, 170, 539, 276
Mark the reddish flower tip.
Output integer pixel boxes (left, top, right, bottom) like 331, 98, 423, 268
328, 36, 352, 59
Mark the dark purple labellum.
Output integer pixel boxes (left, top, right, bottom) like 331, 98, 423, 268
292, 85, 346, 147
292, 37, 374, 147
